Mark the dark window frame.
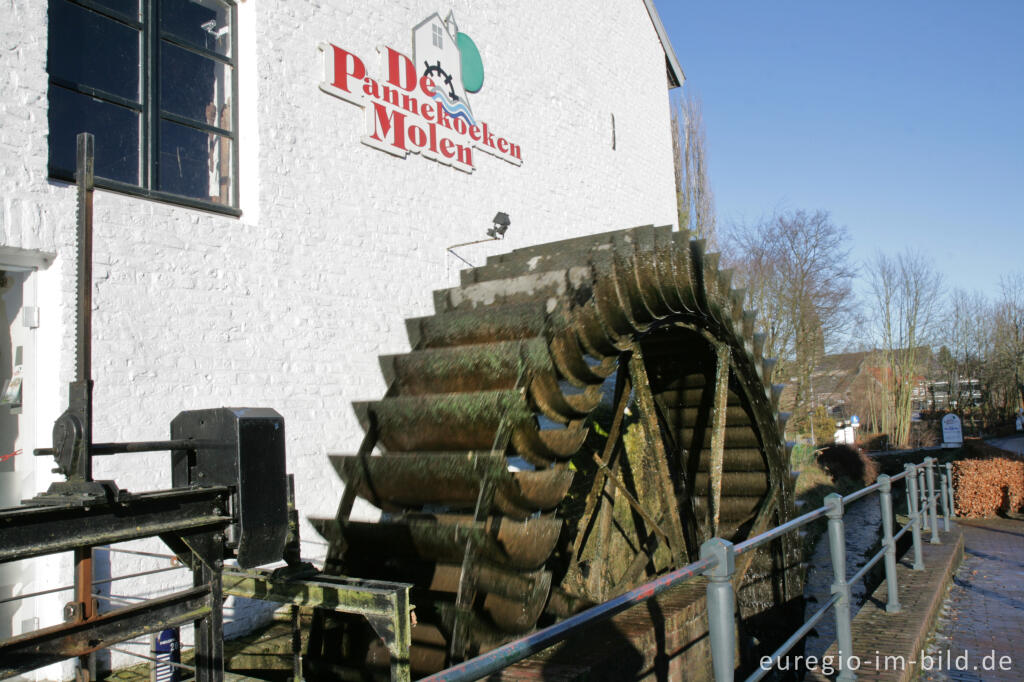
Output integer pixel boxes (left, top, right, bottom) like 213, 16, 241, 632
47, 0, 241, 217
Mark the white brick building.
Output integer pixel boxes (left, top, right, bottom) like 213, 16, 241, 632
0, 1, 682, 676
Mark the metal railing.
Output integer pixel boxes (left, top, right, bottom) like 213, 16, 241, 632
423, 457, 957, 682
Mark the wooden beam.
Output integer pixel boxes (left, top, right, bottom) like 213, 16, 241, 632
709, 342, 731, 537
628, 347, 693, 566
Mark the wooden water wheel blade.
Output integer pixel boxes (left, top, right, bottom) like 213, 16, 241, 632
443, 268, 573, 312
353, 391, 533, 452
695, 448, 768, 472
678, 425, 762, 449
429, 562, 551, 602
483, 588, 552, 634
405, 301, 550, 350
511, 423, 588, 461
617, 228, 678, 323
693, 471, 769, 496
530, 372, 603, 422
544, 586, 596, 619
428, 564, 552, 633
316, 515, 561, 571
608, 245, 660, 325
692, 494, 763, 519
381, 338, 553, 396
650, 387, 745, 406
549, 330, 617, 386
591, 257, 647, 339
672, 405, 752, 425
329, 453, 573, 517
434, 602, 520, 647
465, 229, 627, 284
649, 227, 688, 313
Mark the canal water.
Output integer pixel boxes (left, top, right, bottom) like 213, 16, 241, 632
803, 495, 883, 658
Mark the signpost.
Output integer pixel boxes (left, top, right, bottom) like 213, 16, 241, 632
941, 413, 963, 448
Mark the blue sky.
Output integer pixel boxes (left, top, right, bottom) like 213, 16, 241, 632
653, 1, 1023, 300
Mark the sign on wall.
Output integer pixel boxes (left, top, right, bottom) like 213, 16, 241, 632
319, 11, 522, 174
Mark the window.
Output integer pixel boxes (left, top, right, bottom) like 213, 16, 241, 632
47, 0, 239, 214
432, 24, 444, 49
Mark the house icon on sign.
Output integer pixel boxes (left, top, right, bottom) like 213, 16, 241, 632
412, 11, 477, 126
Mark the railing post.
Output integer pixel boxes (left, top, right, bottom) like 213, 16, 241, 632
924, 457, 940, 544
825, 493, 857, 681
701, 538, 736, 682
877, 475, 901, 613
905, 463, 925, 570
945, 462, 956, 518
939, 468, 951, 532
918, 467, 929, 532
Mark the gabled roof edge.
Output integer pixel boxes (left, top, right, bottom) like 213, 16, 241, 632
642, 0, 685, 89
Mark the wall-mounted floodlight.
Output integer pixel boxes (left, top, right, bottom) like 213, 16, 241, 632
486, 212, 511, 239
449, 212, 512, 268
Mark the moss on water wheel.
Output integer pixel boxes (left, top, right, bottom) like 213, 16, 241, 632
307, 225, 804, 678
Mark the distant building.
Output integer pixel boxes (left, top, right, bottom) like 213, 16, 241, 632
781, 348, 982, 431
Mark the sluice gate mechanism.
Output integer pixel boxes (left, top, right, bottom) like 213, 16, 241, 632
308, 225, 805, 677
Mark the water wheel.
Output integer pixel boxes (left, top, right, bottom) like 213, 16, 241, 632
308, 225, 804, 677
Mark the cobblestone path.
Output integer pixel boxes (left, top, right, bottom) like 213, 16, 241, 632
920, 516, 1024, 681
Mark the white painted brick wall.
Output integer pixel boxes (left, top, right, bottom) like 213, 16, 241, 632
0, 0, 679, 672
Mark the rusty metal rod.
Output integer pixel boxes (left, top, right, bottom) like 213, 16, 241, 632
92, 546, 178, 560
108, 646, 196, 673
74, 547, 95, 680
0, 566, 185, 607
0, 583, 73, 606
34, 439, 221, 457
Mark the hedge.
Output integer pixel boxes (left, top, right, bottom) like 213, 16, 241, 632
952, 457, 1024, 517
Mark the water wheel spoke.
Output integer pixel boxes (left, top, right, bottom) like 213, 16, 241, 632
567, 362, 632, 568
612, 528, 662, 594
709, 342, 731, 538
591, 452, 671, 547
628, 348, 696, 565
734, 496, 779, 587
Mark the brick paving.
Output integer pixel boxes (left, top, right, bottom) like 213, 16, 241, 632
919, 516, 1024, 682
806, 524, 964, 682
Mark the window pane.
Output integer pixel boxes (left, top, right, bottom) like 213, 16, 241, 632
91, 0, 140, 21
48, 85, 140, 185
48, 0, 140, 102
160, 41, 232, 129
157, 120, 233, 204
160, 0, 231, 57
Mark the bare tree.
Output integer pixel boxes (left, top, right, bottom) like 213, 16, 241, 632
671, 92, 716, 246
992, 272, 1024, 412
938, 289, 991, 411
865, 250, 943, 446
726, 210, 854, 429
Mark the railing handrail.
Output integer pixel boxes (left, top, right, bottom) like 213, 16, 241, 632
421, 556, 718, 681
425, 456, 955, 682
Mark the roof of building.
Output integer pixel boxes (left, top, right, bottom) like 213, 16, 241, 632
641, 0, 685, 88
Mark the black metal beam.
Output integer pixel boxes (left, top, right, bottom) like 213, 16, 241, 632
0, 586, 211, 679
0, 487, 231, 563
